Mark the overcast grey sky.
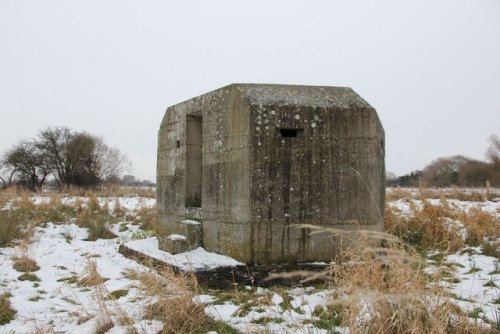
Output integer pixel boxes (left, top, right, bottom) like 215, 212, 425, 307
1, 0, 499, 181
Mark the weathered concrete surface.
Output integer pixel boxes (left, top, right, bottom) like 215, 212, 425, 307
157, 84, 385, 264
118, 243, 328, 289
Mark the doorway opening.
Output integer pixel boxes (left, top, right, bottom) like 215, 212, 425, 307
185, 115, 202, 207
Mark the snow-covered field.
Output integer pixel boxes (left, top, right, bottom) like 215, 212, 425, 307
0, 189, 499, 333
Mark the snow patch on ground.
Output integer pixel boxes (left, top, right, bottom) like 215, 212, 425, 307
124, 238, 244, 271
445, 250, 499, 322
1, 191, 498, 333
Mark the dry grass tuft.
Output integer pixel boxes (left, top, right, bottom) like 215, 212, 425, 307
386, 188, 416, 201
128, 266, 222, 334
78, 259, 108, 287
113, 198, 125, 218
3, 191, 78, 229
449, 188, 488, 202
0, 293, 16, 325
458, 207, 499, 246
385, 198, 461, 251
0, 186, 18, 204
387, 187, 498, 202
28, 325, 57, 334
64, 185, 155, 198
278, 218, 498, 332
326, 239, 489, 333
94, 317, 114, 334
17, 192, 35, 210
0, 211, 23, 247
88, 193, 102, 212
386, 195, 499, 252
135, 206, 158, 234
12, 255, 40, 272
144, 294, 215, 334
77, 209, 116, 241
79, 259, 138, 334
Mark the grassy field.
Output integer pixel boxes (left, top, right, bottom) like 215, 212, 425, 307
0, 187, 498, 333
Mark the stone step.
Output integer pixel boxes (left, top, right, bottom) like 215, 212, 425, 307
159, 219, 203, 255
177, 219, 202, 249
161, 234, 190, 254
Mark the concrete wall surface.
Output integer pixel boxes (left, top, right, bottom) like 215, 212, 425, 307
157, 84, 385, 264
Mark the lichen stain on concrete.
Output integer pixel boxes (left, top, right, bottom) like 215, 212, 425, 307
157, 83, 385, 264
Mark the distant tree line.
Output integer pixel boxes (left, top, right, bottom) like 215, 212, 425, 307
388, 134, 500, 187
0, 127, 130, 191
121, 174, 155, 187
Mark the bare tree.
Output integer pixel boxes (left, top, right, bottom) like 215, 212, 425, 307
90, 136, 130, 183
486, 134, 500, 166
2, 141, 51, 191
485, 134, 500, 186
2, 127, 130, 190
422, 155, 470, 187
36, 127, 73, 188
458, 160, 491, 187
0, 160, 17, 189
36, 127, 130, 188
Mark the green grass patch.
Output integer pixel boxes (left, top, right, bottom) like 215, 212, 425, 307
231, 302, 253, 317
312, 304, 343, 327
443, 277, 461, 284
252, 316, 284, 325
468, 307, 483, 319
481, 241, 500, 259
118, 224, 129, 232
280, 294, 294, 312
108, 289, 128, 299
211, 320, 240, 334
465, 266, 482, 274
77, 211, 117, 241
426, 252, 447, 263
18, 273, 40, 282
483, 280, 498, 288
448, 293, 474, 303
28, 296, 43, 302
62, 297, 79, 305
57, 275, 79, 284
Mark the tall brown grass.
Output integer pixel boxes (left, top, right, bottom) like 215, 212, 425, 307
75, 196, 118, 240
135, 205, 158, 234
127, 265, 235, 334
62, 185, 155, 198
385, 196, 499, 252
386, 186, 499, 202
77, 259, 137, 333
136, 268, 214, 334
0, 211, 23, 247
326, 238, 492, 333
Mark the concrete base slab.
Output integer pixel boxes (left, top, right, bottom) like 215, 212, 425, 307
118, 242, 328, 289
